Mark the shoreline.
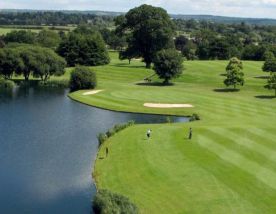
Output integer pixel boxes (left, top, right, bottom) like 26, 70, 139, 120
68, 93, 193, 118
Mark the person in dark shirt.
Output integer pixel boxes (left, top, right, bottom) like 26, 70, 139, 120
189, 128, 193, 140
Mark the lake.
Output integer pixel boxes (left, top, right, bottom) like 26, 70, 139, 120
0, 87, 188, 214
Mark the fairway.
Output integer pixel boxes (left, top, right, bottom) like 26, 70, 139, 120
72, 52, 276, 213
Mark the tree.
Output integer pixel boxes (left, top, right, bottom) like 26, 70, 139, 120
209, 38, 230, 60
263, 51, 275, 61
263, 54, 276, 73
4, 30, 37, 44
30, 48, 66, 82
119, 46, 138, 64
69, 66, 97, 91
100, 28, 126, 50
267, 73, 276, 97
57, 26, 110, 66
14, 46, 66, 81
175, 35, 189, 52
0, 48, 20, 79
224, 57, 244, 89
36, 29, 61, 49
116, 4, 175, 68
242, 45, 266, 61
153, 49, 183, 84
175, 35, 197, 60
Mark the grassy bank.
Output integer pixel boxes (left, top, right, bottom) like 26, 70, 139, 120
75, 52, 276, 213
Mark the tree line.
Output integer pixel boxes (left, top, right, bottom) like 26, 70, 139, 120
173, 20, 276, 61
0, 26, 110, 83
0, 5, 275, 96
0, 11, 114, 27
0, 45, 66, 81
96, 14, 276, 61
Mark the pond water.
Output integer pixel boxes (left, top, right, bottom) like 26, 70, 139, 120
0, 87, 188, 214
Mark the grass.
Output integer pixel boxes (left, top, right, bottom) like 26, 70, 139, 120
16, 51, 276, 213
78, 52, 276, 213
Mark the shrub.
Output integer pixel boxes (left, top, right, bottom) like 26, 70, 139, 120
106, 128, 116, 138
93, 189, 138, 214
38, 79, 69, 88
97, 121, 135, 146
166, 116, 172, 123
0, 79, 15, 90
189, 113, 200, 122
69, 66, 97, 91
97, 133, 108, 147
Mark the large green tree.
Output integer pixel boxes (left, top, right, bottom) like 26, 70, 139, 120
15, 46, 66, 81
57, 26, 110, 67
224, 57, 245, 89
153, 49, 183, 84
116, 4, 175, 68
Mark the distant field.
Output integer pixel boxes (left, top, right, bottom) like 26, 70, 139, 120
0, 27, 40, 35
0, 25, 74, 35
68, 52, 276, 213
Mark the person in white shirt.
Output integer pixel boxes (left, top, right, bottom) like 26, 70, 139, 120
147, 129, 152, 139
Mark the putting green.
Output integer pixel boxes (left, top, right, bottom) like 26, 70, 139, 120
70, 52, 276, 213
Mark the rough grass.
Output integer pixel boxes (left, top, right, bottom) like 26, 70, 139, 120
78, 52, 276, 213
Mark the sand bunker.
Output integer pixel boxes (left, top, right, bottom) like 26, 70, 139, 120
144, 103, 194, 108
82, 90, 103, 96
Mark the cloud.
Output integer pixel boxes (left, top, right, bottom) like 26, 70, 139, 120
0, 0, 276, 18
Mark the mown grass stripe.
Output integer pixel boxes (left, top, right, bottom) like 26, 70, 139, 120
197, 135, 276, 190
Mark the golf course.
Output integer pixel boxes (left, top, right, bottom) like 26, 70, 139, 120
69, 52, 276, 213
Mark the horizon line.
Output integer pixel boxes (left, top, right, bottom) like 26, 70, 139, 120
0, 8, 276, 20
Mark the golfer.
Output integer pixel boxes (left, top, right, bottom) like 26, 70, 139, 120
106, 147, 109, 157
189, 128, 193, 140
147, 129, 152, 139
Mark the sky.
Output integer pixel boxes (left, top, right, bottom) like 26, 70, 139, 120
1, 0, 276, 19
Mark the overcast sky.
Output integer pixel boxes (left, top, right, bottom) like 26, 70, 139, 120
1, 0, 276, 19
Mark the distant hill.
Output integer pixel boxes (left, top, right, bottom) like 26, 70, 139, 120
0, 9, 123, 17
1, 9, 276, 26
171, 14, 276, 26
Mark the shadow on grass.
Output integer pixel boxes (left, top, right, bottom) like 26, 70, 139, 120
213, 88, 240, 92
113, 63, 146, 69
136, 82, 175, 87
220, 73, 227, 76
255, 95, 275, 99
254, 75, 269, 79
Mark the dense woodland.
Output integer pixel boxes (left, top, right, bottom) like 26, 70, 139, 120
0, 10, 276, 61
0, 11, 114, 27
